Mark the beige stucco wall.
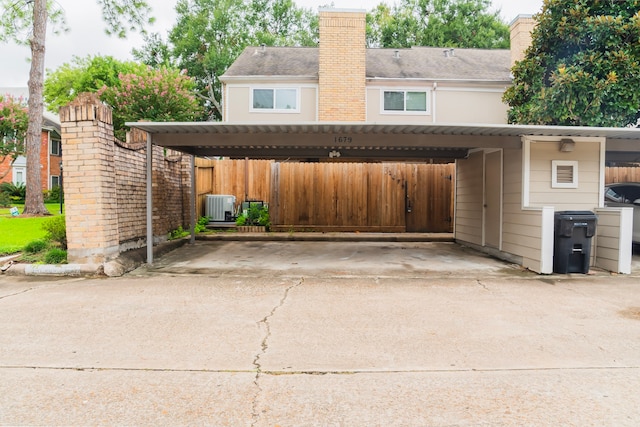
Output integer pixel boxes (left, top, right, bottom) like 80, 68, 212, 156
225, 86, 318, 122
527, 139, 603, 210
436, 90, 508, 124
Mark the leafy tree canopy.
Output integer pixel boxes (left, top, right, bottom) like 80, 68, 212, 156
504, 0, 640, 127
0, 0, 154, 215
134, 0, 318, 120
98, 66, 204, 140
367, 0, 510, 49
44, 55, 146, 112
45, 55, 205, 141
0, 94, 29, 174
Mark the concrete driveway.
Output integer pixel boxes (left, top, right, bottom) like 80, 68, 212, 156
1, 241, 640, 425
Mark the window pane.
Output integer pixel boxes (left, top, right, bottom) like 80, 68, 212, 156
406, 92, 427, 111
253, 89, 274, 109
276, 89, 297, 110
384, 91, 404, 111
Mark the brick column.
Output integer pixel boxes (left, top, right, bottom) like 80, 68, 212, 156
510, 15, 536, 67
59, 95, 119, 264
318, 9, 367, 122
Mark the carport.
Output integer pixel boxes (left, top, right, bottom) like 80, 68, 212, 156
128, 121, 640, 272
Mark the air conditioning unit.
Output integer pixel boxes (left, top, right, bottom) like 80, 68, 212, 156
205, 195, 236, 221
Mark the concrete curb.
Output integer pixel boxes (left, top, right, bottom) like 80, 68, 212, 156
1, 238, 189, 277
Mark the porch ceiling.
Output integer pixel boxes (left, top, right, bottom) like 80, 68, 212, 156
126, 121, 640, 160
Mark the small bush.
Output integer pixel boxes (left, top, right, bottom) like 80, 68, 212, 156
169, 226, 189, 240
195, 216, 209, 233
0, 191, 11, 208
0, 182, 26, 202
24, 239, 49, 254
44, 186, 63, 203
42, 215, 67, 249
44, 248, 67, 264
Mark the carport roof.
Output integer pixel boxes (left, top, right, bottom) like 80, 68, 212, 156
127, 121, 640, 161
129, 121, 640, 140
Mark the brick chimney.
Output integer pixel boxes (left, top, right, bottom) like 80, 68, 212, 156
510, 14, 536, 67
318, 8, 366, 122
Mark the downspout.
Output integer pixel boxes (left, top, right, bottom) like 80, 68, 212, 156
146, 132, 154, 264
432, 82, 437, 123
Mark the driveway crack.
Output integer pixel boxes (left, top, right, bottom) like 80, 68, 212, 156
251, 277, 304, 426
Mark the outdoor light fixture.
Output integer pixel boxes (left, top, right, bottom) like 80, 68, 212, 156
559, 138, 575, 152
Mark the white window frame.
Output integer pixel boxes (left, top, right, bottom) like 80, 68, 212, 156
50, 138, 61, 156
51, 175, 61, 188
380, 88, 430, 115
13, 167, 26, 186
551, 160, 579, 189
250, 87, 300, 113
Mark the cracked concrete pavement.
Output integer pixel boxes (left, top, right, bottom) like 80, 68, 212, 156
1, 240, 640, 426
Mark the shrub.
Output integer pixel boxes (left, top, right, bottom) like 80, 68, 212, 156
0, 182, 26, 202
42, 215, 67, 249
44, 186, 63, 203
44, 248, 67, 264
24, 239, 49, 254
169, 226, 189, 240
195, 216, 209, 233
0, 191, 10, 208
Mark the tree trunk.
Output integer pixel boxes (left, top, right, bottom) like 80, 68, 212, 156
24, 0, 49, 216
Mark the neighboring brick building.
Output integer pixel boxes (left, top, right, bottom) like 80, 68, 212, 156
0, 102, 62, 192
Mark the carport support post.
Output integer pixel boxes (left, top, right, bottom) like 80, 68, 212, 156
146, 132, 154, 265
190, 155, 196, 244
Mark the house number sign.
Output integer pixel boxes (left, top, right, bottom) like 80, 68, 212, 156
333, 136, 353, 143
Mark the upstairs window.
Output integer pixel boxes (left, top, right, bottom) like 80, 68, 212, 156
382, 90, 429, 114
50, 139, 61, 156
252, 88, 298, 112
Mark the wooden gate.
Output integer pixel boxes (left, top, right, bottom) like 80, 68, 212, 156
405, 163, 454, 232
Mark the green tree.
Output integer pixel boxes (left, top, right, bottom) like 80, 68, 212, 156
0, 0, 153, 215
44, 55, 146, 113
367, 0, 510, 49
0, 94, 29, 180
134, 0, 317, 120
504, 0, 640, 127
98, 66, 205, 140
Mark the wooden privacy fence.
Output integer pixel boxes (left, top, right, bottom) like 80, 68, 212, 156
605, 166, 640, 184
196, 158, 454, 232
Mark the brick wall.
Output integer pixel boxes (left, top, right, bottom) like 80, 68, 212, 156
60, 94, 192, 264
318, 9, 366, 122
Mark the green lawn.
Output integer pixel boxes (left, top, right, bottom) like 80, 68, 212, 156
0, 204, 64, 255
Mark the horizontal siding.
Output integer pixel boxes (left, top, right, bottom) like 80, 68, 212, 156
594, 208, 633, 274
455, 152, 483, 246
528, 140, 602, 210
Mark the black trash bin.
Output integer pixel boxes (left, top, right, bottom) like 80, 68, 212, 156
553, 211, 598, 274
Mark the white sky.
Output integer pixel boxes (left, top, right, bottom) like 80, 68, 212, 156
0, 0, 543, 88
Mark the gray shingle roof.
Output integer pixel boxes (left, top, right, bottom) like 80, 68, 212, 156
222, 46, 511, 82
